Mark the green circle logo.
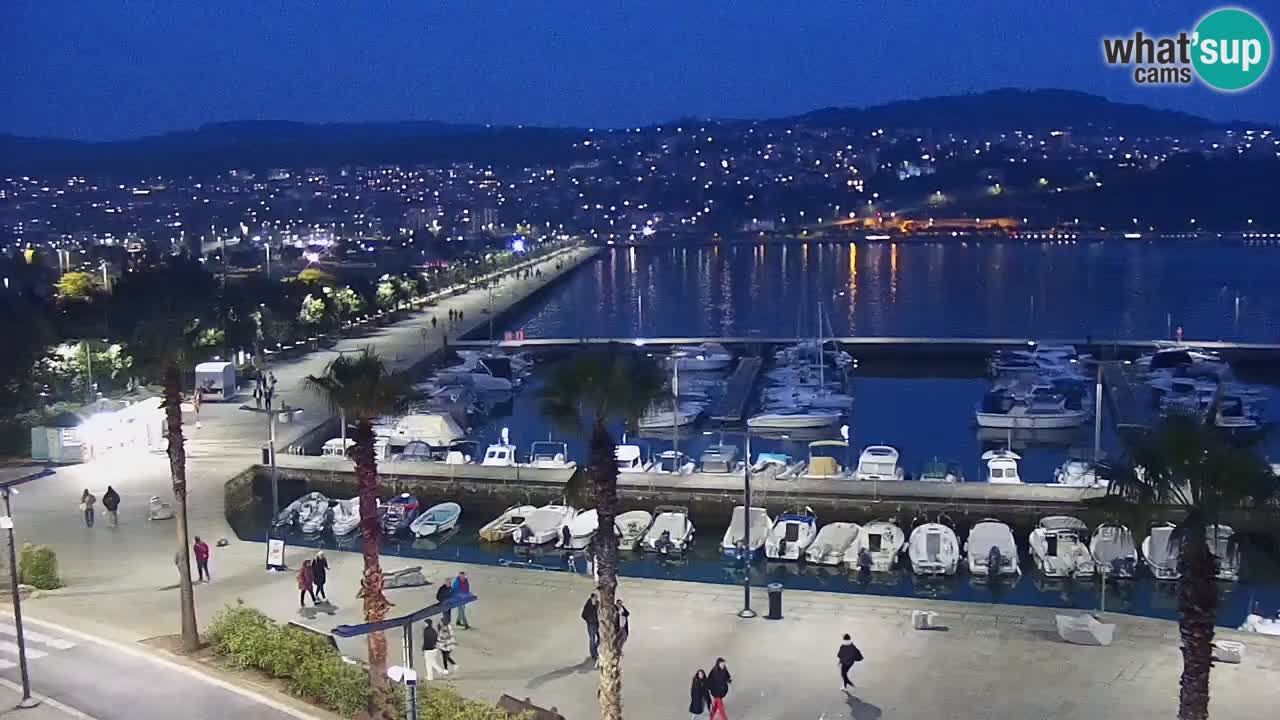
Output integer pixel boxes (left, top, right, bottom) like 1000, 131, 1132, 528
1192, 8, 1272, 91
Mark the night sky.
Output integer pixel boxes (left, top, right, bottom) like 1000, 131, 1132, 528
3, 1, 1276, 140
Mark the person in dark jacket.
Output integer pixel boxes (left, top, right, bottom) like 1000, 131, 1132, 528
689, 669, 712, 719
706, 658, 732, 720
312, 551, 329, 601
436, 580, 454, 623
102, 486, 121, 527
193, 536, 211, 582
420, 620, 447, 680
615, 599, 631, 654
837, 633, 863, 691
581, 593, 600, 661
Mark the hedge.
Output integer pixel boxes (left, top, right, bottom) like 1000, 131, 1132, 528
206, 604, 517, 720
18, 544, 61, 590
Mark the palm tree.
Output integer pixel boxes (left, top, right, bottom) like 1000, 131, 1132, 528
1096, 410, 1278, 720
538, 348, 667, 720
305, 349, 407, 720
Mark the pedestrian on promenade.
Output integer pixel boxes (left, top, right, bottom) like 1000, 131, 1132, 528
581, 593, 600, 661
706, 658, 732, 720
458, 310, 463, 322
451, 572, 471, 629
312, 551, 329, 601
421, 620, 448, 680
102, 486, 120, 527
431, 316, 437, 329
689, 669, 712, 719
298, 560, 317, 607
438, 619, 458, 672
837, 633, 863, 691
79, 489, 96, 527
436, 579, 454, 623
193, 536, 211, 582
253, 385, 262, 409
615, 598, 631, 654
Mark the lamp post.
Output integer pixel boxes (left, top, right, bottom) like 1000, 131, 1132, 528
739, 430, 756, 619
2, 468, 55, 708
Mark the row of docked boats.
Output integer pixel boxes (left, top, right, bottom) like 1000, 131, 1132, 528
1137, 343, 1268, 430
479, 503, 697, 555
274, 491, 463, 539
747, 331, 854, 431
978, 345, 1092, 430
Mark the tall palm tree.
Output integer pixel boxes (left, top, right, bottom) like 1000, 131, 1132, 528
305, 349, 407, 720
109, 258, 215, 653
1096, 410, 1278, 720
538, 349, 667, 720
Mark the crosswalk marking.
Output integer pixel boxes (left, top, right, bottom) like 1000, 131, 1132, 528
0, 640, 47, 659
0, 623, 76, 650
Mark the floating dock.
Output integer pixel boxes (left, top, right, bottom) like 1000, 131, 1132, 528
708, 357, 763, 422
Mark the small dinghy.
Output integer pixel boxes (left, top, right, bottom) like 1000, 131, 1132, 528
845, 519, 906, 572
379, 494, 420, 535
908, 521, 961, 576
478, 504, 537, 543
644, 506, 695, 555
615, 510, 655, 549
966, 519, 1021, 577
1206, 524, 1240, 582
410, 502, 462, 538
1142, 523, 1182, 580
277, 492, 331, 532
765, 509, 818, 561
805, 522, 860, 566
721, 506, 771, 562
560, 509, 599, 549
1090, 522, 1139, 578
1029, 516, 1096, 578
330, 497, 361, 536
513, 504, 576, 546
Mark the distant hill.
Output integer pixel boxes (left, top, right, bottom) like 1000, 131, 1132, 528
0, 89, 1250, 174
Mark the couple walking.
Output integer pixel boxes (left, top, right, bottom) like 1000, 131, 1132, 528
580, 592, 630, 664
79, 487, 121, 527
297, 552, 330, 607
688, 659, 732, 720
420, 618, 459, 680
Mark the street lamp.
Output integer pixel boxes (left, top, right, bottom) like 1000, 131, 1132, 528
1, 468, 55, 708
705, 428, 758, 618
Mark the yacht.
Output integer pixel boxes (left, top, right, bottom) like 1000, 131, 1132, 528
966, 520, 1021, 577
1136, 343, 1228, 377
982, 449, 1023, 484
747, 409, 842, 430
805, 522, 860, 566
478, 504, 537, 542
764, 509, 818, 561
1142, 523, 1182, 580
615, 445, 653, 473
410, 502, 462, 538
1028, 516, 1096, 578
1053, 459, 1102, 487
667, 343, 734, 371
721, 506, 771, 562
524, 441, 576, 470
907, 520, 961, 576
919, 458, 963, 483
638, 402, 704, 430
437, 355, 515, 392
854, 445, 905, 481
801, 440, 851, 480
513, 504, 577, 546
644, 505, 695, 555
1206, 524, 1241, 581
615, 510, 654, 549
1090, 522, 1139, 578
653, 450, 696, 475
844, 520, 906, 572
698, 444, 741, 474
975, 390, 1087, 430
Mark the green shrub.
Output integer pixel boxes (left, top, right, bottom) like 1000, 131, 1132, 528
18, 544, 61, 590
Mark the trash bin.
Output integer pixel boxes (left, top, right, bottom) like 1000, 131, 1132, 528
766, 582, 784, 620
261, 446, 271, 464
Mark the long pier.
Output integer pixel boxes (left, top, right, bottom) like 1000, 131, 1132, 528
708, 357, 763, 421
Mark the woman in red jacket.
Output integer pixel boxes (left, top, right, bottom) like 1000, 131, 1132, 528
297, 560, 317, 607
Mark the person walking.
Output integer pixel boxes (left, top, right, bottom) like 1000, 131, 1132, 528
79, 489, 96, 527
689, 669, 713, 719
193, 536, 211, 582
297, 560, 317, 608
706, 658, 732, 720
837, 634, 863, 691
435, 579, 454, 623
420, 620, 448, 680
451, 572, 471, 629
102, 486, 120, 527
312, 551, 329, 601
581, 593, 600, 662
438, 620, 458, 672
615, 598, 631, 655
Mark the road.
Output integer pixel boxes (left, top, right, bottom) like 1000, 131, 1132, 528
0, 615, 309, 720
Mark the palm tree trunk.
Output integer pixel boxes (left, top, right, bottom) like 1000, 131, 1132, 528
1177, 537, 1218, 720
352, 419, 395, 720
590, 418, 624, 720
162, 362, 199, 652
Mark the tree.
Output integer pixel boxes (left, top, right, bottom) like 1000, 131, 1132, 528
537, 349, 666, 720
304, 350, 408, 720
108, 257, 216, 653
1096, 410, 1278, 720
55, 271, 98, 300
298, 293, 328, 330
332, 286, 364, 324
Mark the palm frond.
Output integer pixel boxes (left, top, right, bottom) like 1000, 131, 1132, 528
537, 348, 668, 440
304, 348, 409, 421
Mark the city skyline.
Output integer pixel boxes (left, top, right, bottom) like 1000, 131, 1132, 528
4, 0, 1277, 140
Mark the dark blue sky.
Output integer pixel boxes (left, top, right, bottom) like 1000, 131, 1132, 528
4, 1, 1276, 140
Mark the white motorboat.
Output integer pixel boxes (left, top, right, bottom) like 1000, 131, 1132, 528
966, 520, 1021, 577
1090, 522, 1139, 578
389, 413, 466, 448
667, 343, 734, 371
975, 390, 1087, 429
764, 509, 818, 561
438, 355, 515, 392
410, 502, 462, 538
801, 440, 851, 480
524, 441, 576, 470
919, 458, 964, 483
513, 504, 577, 546
561, 509, 598, 549
721, 506, 771, 562
747, 409, 842, 430
638, 402, 704, 430
1206, 524, 1240, 581
480, 443, 517, 467
321, 438, 354, 457
908, 521, 961, 576
805, 522, 860, 566
615, 445, 653, 473
982, 449, 1023, 484
1053, 459, 1102, 487
1215, 397, 1260, 430
653, 450, 696, 475
762, 388, 855, 410
644, 505, 695, 554
1142, 523, 1182, 580
615, 510, 654, 548
1029, 516, 1096, 578
1136, 343, 1228, 376
276, 492, 330, 532
479, 504, 537, 542
1239, 614, 1280, 636
854, 445, 905, 481
844, 520, 906, 572
330, 497, 361, 536
698, 444, 741, 474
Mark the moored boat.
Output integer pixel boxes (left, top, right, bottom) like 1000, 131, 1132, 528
513, 504, 577, 546
1090, 521, 1139, 578
844, 519, 906, 572
1029, 516, 1095, 578
721, 506, 771, 562
410, 502, 462, 538
764, 509, 818, 561
615, 510, 655, 548
478, 504, 536, 542
805, 522, 860, 566
379, 493, 420, 535
1142, 523, 1182, 580
644, 505, 694, 555
853, 445, 905, 481
908, 520, 961, 576
965, 519, 1021, 577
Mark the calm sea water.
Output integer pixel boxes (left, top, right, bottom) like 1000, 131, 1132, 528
501, 240, 1280, 341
